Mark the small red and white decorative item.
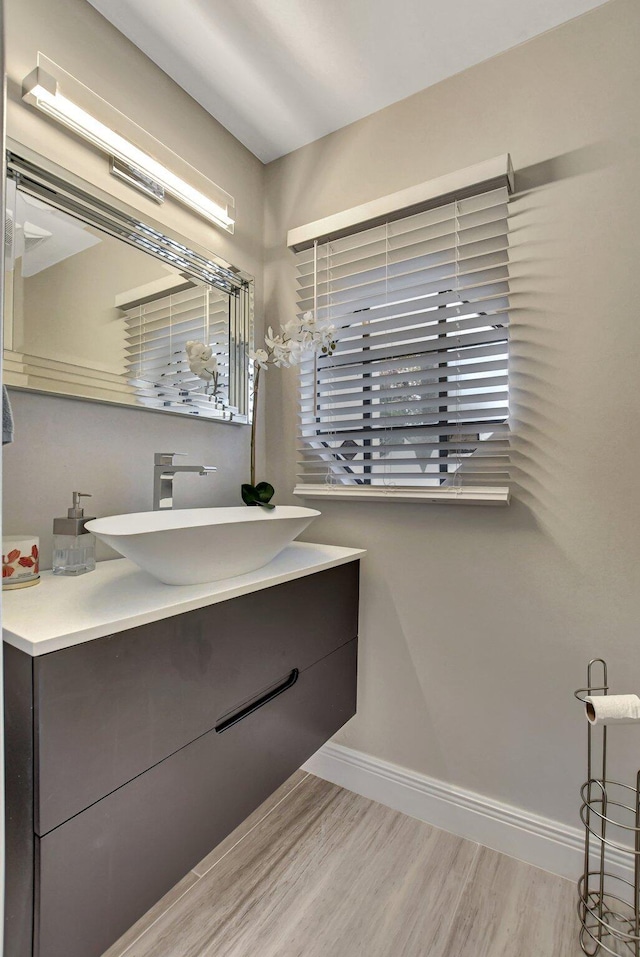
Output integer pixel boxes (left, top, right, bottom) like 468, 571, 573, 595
2, 535, 40, 590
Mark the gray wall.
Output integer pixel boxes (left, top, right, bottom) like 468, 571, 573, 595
2, 0, 265, 567
264, 0, 640, 828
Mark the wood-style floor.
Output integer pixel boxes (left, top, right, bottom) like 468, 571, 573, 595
102, 772, 583, 957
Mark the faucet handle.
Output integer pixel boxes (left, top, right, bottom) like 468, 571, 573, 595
154, 452, 187, 466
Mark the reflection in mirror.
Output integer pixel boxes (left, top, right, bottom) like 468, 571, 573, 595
3, 152, 253, 421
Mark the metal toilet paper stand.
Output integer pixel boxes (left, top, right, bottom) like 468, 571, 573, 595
575, 658, 640, 956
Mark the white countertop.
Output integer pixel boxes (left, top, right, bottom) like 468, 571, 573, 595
2, 542, 365, 656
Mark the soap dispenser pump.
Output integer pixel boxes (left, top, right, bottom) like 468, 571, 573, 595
52, 492, 96, 576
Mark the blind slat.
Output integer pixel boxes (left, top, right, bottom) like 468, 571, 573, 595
301, 373, 509, 404
315, 327, 508, 370
300, 406, 509, 434
294, 187, 509, 264
296, 250, 510, 314
301, 379, 509, 409
327, 307, 509, 355
296, 214, 509, 287
299, 343, 508, 383
300, 385, 508, 416
297, 421, 509, 443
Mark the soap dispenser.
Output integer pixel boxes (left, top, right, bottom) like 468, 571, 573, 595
52, 492, 96, 576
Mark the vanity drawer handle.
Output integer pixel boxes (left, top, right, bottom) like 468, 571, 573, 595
215, 669, 299, 733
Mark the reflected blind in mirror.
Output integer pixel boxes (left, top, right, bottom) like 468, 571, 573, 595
295, 186, 511, 490
121, 282, 233, 416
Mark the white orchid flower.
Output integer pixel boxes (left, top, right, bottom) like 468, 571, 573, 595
287, 340, 302, 365
264, 326, 279, 348
249, 348, 269, 370
273, 343, 294, 367
283, 318, 299, 337
251, 310, 337, 375
185, 341, 218, 381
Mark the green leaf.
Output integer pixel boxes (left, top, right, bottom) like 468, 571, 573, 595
241, 482, 276, 509
255, 482, 275, 503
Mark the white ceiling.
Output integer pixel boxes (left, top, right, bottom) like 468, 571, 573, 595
86, 0, 609, 163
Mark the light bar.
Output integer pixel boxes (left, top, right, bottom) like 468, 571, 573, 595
22, 67, 234, 232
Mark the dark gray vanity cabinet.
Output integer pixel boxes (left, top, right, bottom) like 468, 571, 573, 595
4, 561, 360, 957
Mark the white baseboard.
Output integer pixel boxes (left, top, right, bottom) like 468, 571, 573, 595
303, 742, 632, 883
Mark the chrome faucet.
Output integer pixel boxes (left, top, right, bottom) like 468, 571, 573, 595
153, 452, 217, 510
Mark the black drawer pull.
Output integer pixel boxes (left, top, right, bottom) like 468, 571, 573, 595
215, 669, 299, 734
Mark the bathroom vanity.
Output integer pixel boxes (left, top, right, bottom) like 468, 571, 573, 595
3, 542, 363, 957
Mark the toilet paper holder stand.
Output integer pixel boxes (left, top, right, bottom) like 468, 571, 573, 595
574, 657, 640, 956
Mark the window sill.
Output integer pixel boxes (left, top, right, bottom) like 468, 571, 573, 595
293, 484, 510, 507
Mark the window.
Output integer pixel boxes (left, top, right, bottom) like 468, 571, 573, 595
291, 163, 512, 504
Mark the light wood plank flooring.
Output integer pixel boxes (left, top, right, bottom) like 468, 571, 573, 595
103, 772, 583, 957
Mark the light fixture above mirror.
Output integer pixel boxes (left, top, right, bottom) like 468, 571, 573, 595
21, 55, 235, 233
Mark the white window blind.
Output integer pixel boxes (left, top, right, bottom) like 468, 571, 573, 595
121, 281, 234, 416
294, 183, 511, 496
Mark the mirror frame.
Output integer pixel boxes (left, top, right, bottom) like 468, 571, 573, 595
4, 142, 254, 423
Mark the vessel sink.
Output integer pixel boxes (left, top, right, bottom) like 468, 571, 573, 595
85, 506, 320, 586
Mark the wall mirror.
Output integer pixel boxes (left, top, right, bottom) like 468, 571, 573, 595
3, 150, 253, 422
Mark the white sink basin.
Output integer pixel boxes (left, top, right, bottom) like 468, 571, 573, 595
85, 506, 320, 586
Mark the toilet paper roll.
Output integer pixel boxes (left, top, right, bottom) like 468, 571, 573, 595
585, 694, 640, 725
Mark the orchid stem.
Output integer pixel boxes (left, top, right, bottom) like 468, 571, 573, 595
250, 362, 260, 487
